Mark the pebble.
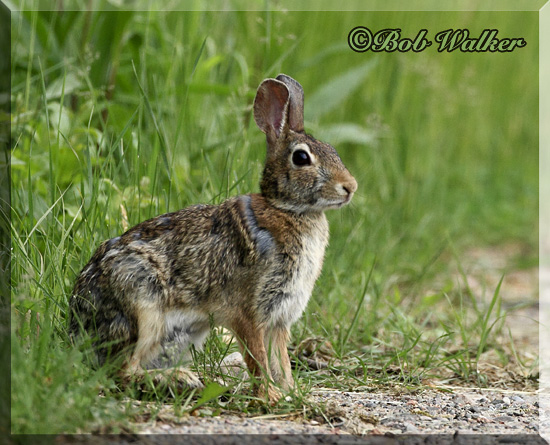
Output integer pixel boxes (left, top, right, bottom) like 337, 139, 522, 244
403, 422, 420, 433
494, 415, 515, 422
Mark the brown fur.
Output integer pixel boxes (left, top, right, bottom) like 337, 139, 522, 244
69, 74, 357, 403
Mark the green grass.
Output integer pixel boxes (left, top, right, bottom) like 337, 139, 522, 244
10, 4, 538, 434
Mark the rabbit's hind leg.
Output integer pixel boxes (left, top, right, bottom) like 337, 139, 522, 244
119, 303, 164, 381
142, 309, 210, 391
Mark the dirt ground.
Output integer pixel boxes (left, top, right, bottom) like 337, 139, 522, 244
122, 245, 541, 438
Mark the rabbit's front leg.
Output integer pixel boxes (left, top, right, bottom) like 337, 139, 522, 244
233, 320, 281, 403
267, 326, 294, 391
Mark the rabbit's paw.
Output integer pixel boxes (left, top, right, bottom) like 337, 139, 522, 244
267, 385, 284, 405
250, 384, 283, 407
149, 367, 204, 391
169, 367, 205, 390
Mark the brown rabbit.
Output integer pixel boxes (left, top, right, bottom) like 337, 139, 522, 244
70, 74, 357, 403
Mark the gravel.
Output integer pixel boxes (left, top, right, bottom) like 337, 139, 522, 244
127, 388, 540, 437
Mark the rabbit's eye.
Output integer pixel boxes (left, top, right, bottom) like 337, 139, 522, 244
292, 149, 311, 166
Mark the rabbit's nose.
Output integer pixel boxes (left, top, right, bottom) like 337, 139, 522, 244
342, 177, 358, 197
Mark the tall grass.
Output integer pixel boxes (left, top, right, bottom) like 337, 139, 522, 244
10, 5, 538, 433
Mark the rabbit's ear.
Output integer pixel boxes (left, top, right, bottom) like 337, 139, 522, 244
276, 74, 304, 133
254, 78, 290, 140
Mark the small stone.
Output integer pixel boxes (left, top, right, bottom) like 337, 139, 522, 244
492, 399, 504, 405
219, 352, 247, 379
503, 396, 511, 405
512, 396, 524, 403
403, 422, 420, 434
494, 415, 515, 422
358, 411, 379, 425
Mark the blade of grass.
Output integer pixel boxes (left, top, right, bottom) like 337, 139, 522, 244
475, 274, 505, 361
341, 257, 376, 350
131, 60, 171, 181
22, 189, 67, 248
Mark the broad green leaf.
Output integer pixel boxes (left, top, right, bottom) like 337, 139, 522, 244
45, 73, 82, 100
306, 59, 377, 121
191, 382, 228, 411
318, 123, 376, 145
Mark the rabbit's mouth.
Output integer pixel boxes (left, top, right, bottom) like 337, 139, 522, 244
334, 198, 352, 208
317, 196, 353, 210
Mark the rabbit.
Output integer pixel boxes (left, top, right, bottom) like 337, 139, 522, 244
69, 74, 358, 403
